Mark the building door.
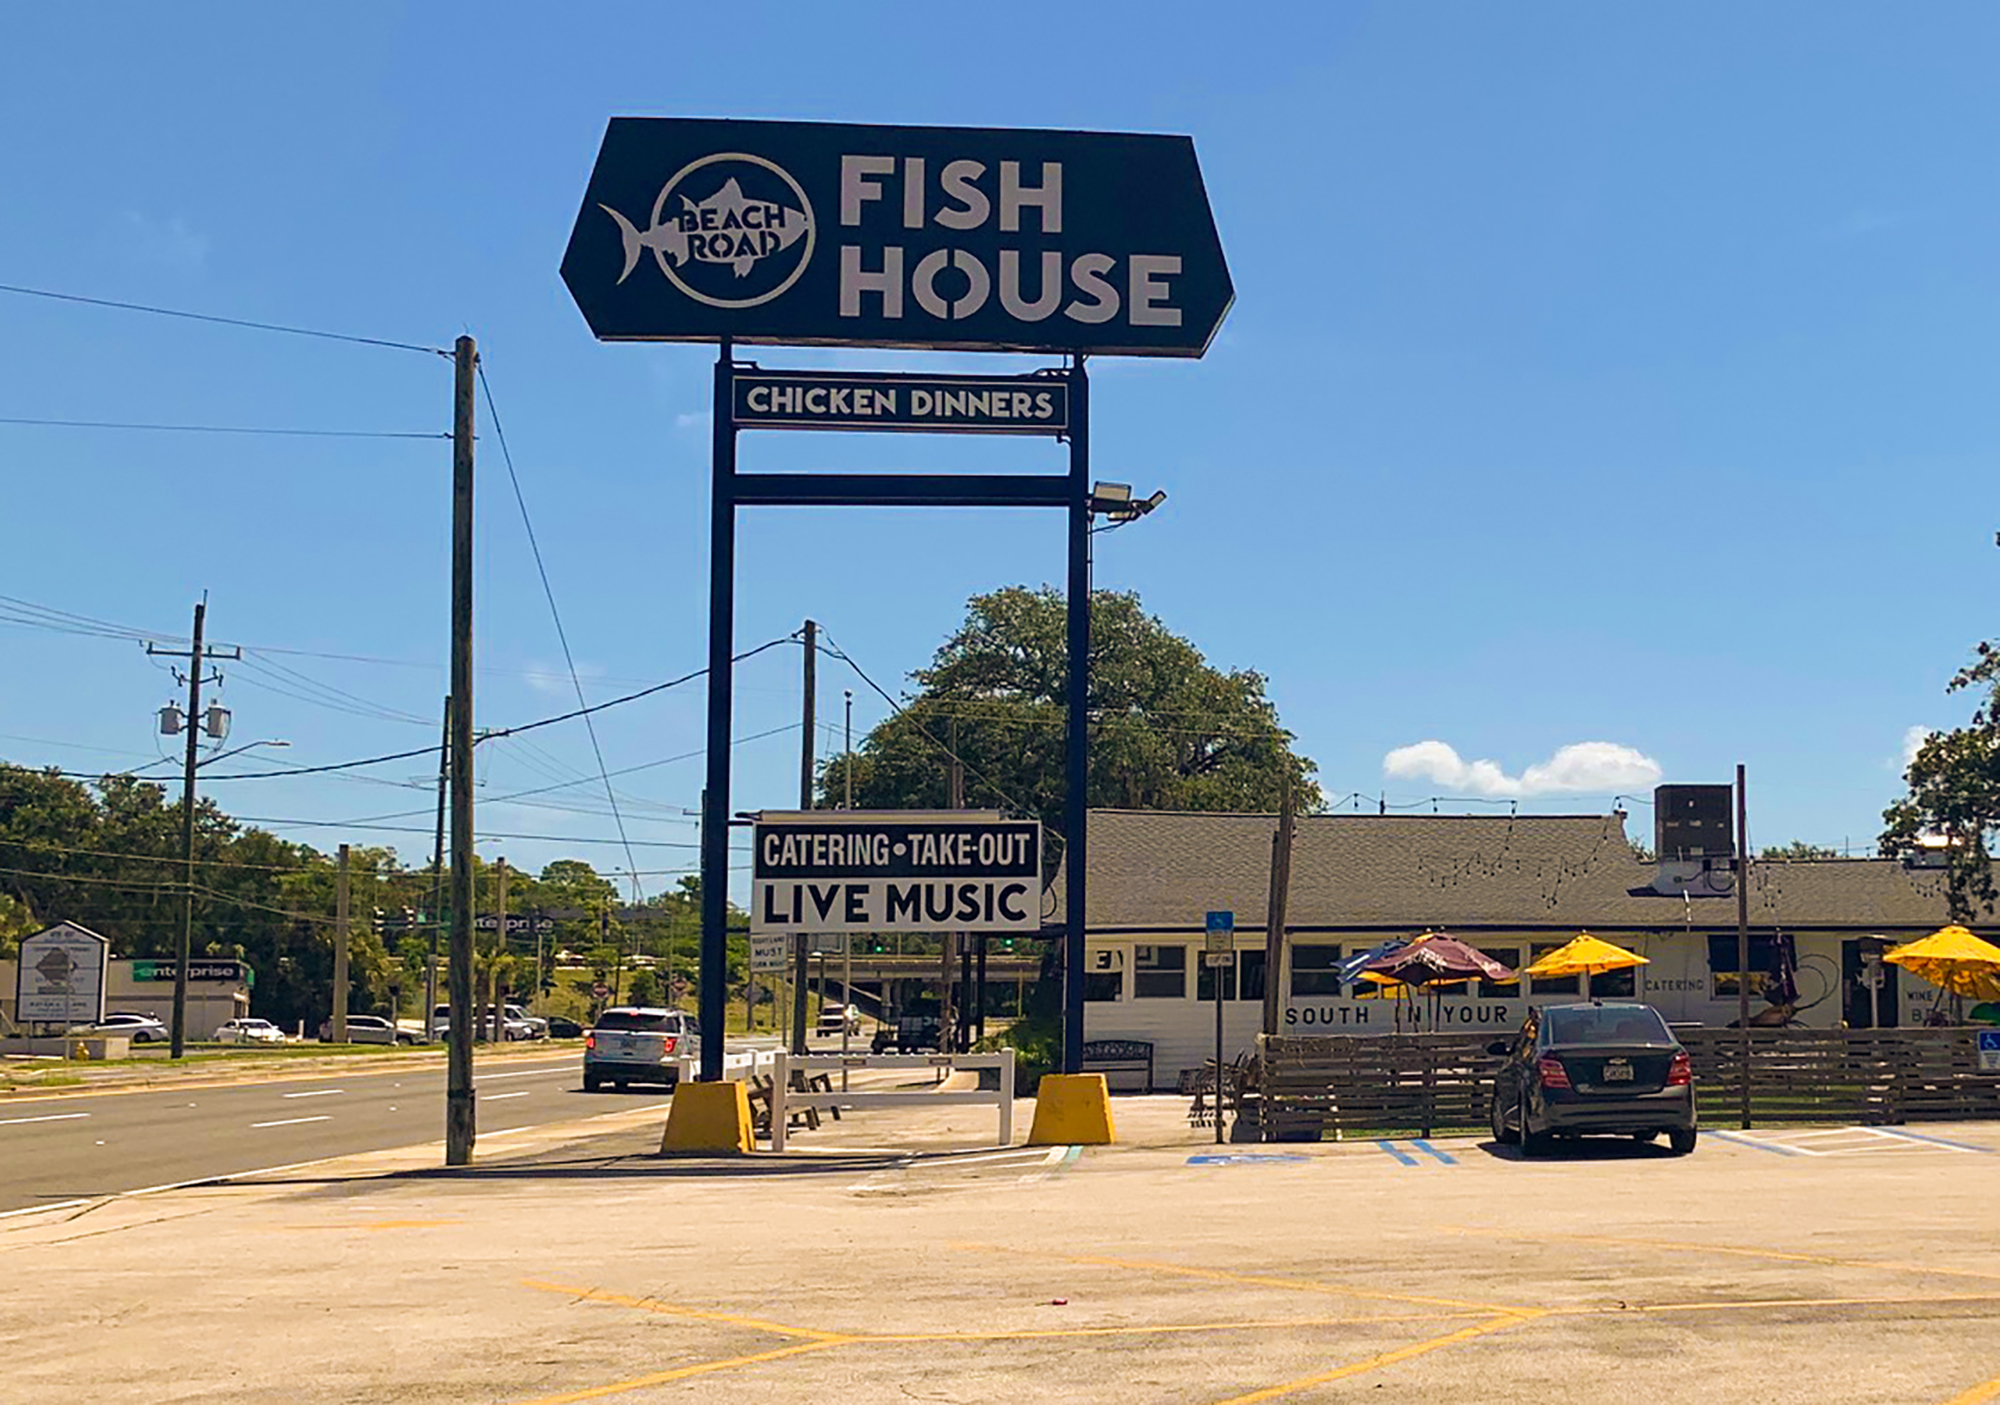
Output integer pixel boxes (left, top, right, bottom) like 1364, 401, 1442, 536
1842, 939, 1900, 1029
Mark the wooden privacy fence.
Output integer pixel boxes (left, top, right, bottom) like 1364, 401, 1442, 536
1256, 1028, 2000, 1140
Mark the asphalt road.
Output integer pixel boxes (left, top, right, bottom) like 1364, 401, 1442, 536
0, 1052, 590, 1214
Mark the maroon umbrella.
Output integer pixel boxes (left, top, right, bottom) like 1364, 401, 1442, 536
1354, 932, 1515, 989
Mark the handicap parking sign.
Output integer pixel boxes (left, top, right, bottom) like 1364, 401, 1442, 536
1978, 1030, 2000, 1073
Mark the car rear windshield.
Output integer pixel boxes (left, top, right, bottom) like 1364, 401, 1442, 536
594, 1011, 679, 1032
1545, 1006, 1672, 1045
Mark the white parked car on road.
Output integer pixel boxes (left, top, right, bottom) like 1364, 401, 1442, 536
213, 1017, 286, 1045
317, 1013, 418, 1045
73, 1012, 170, 1044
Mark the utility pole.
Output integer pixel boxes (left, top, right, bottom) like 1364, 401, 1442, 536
333, 844, 351, 1043
148, 598, 239, 1059
426, 695, 450, 1040
1736, 763, 1752, 1130
792, 619, 815, 1055
941, 718, 963, 1052
493, 858, 509, 1044
446, 333, 477, 1166
1261, 776, 1297, 1038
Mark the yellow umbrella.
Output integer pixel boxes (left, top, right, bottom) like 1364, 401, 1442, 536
1525, 932, 1650, 980
1884, 925, 2000, 1002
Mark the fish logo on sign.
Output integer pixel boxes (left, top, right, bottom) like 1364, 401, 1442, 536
597, 152, 814, 310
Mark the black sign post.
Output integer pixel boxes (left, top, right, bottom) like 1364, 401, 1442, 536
563, 117, 1231, 1082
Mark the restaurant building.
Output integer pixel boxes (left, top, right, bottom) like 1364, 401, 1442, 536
1066, 808, 1964, 1088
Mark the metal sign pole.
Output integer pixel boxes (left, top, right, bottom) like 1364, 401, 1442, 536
698, 344, 736, 1083
1062, 359, 1091, 1074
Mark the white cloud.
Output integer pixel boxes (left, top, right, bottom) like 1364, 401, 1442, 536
1901, 725, 1936, 770
121, 211, 209, 271
1382, 739, 1663, 798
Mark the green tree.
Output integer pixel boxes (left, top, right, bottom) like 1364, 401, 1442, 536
823, 587, 1321, 835
1760, 841, 1839, 861
1882, 644, 2000, 920
627, 967, 662, 1008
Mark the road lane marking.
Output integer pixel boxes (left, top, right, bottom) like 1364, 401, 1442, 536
250, 1115, 333, 1129
505, 1340, 841, 1405
1707, 1129, 1807, 1156
1205, 1312, 1541, 1405
521, 1280, 850, 1341
281, 1089, 344, 1099
1942, 1366, 2000, 1405
481, 1126, 535, 1137
1871, 1126, 1995, 1153
485, 1091, 531, 1101
0, 1112, 90, 1126
481, 1067, 577, 1081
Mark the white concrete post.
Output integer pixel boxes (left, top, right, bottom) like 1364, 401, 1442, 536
1000, 1047, 1015, 1146
772, 1049, 789, 1152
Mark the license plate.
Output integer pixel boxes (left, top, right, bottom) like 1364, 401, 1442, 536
1604, 1062, 1633, 1082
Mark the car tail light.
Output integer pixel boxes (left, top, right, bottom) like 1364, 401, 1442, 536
1667, 1050, 1692, 1086
584, 1033, 596, 1051
1536, 1056, 1572, 1089
661, 1036, 678, 1054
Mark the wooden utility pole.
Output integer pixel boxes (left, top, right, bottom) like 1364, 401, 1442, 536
333, 844, 351, 1043
446, 334, 477, 1166
149, 598, 238, 1058
493, 858, 509, 1044
1261, 777, 1297, 1037
1736, 763, 1752, 1130
792, 619, 815, 1055
425, 695, 449, 1039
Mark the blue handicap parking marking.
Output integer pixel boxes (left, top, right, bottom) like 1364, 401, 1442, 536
1185, 1153, 1311, 1166
1409, 1139, 1457, 1165
1374, 1140, 1421, 1166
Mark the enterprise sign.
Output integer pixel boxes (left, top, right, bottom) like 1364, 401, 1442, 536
733, 371, 1067, 435
751, 813, 1042, 935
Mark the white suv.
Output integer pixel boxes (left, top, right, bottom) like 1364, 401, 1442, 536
583, 1007, 696, 1091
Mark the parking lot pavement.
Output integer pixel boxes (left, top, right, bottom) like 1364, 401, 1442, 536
5, 1107, 1999, 1404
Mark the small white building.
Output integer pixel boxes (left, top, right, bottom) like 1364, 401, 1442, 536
1062, 809, 1966, 1090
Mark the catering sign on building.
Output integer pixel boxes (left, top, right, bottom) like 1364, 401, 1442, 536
561, 118, 1233, 356
16, 922, 110, 1025
752, 811, 1042, 935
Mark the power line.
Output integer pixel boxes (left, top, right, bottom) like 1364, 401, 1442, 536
478, 358, 645, 903
0, 416, 446, 439
0, 281, 446, 357
818, 629, 1049, 833
0, 635, 797, 783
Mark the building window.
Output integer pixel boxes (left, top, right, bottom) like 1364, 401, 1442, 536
1133, 945, 1187, 999
1593, 965, 1637, 998
1291, 944, 1345, 997
1238, 949, 1268, 1003
1197, 957, 1234, 1002
1529, 943, 1579, 997
1707, 934, 1775, 999
1083, 971, 1122, 1002
1480, 946, 1522, 1000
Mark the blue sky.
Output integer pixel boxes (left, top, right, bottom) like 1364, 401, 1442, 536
2, 3, 1995, 900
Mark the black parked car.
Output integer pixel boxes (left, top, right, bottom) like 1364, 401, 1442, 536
1487, 1002, 1697, 1156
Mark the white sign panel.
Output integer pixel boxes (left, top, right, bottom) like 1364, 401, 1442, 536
17, 923, 110, 1025
752, 812, 1042, 936
749, 933, 789, 974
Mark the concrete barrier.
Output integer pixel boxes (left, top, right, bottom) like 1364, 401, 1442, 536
768, 1050, 1017, 1152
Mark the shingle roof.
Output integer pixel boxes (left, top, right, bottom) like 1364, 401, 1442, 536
1060, 809, 1959, 934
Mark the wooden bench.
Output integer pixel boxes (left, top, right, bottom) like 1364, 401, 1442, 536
1080, 1039, 1155, 1092
747, 1072, 844, 1137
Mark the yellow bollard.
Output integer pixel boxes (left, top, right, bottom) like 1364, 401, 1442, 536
1026, 1073, 1116, 1145
660, 1080, 754, 1154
